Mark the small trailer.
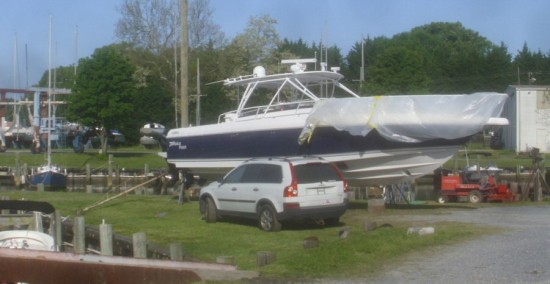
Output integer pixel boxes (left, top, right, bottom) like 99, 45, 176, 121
437, 169, 516, 203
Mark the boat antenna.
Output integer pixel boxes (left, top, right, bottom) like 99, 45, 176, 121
47, 15, 52, 168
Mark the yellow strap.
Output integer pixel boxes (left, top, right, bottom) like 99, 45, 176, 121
366, 96, 381, 129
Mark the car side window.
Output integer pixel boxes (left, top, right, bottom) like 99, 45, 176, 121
241, 164, 282, 183
241, 164, 266, 183
261, 164, 282, 183
223, 165, 247, 183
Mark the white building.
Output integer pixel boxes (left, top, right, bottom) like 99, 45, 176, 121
502, 85, 550, 153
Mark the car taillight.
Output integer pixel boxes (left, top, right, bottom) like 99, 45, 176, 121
284, 163, 299, 197
284, 184, 298, 197
332, 163, 349, 192
343, 180, 350, 193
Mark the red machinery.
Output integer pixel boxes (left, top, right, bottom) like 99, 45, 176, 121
437, 170, 516, 203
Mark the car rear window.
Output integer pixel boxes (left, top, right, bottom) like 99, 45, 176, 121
294, 163, 341, 183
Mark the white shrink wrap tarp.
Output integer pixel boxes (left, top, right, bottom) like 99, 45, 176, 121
299, 92, 508, 144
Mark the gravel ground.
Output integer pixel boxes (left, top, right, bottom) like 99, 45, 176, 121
362, 205, 550, 284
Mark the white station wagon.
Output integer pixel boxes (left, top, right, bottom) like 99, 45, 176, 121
199, 157, 349, 231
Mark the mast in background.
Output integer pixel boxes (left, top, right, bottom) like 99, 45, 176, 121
179, 0, 189, 127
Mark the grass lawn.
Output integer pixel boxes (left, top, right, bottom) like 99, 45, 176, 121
0, 190, 498, 280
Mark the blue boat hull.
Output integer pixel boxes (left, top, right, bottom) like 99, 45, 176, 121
166, 127, 470, 160
31, 171, 67, 190
164, 126, 472, 185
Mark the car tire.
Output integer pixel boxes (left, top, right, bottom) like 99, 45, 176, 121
204, 197, 218, 223
258, 204, 282, 232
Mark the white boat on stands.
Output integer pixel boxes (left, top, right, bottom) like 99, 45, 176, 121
145, 59, 509, 186
0, 230, 55, 251
0, 200, 57, 252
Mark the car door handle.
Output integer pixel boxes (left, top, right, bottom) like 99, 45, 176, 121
231, 187, 237, 191
253, 187, 259, 192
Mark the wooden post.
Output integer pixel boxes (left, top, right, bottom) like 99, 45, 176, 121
169, 243, 183, 261
73, 216, 86, 254
37, 183, 45, 192
256, 251, 276, 267
144, 164, 149, 177
133, 232, 147, 258
115, 165, 120, 191
14, 153, 20, 189
22, 163, 28, 188
303, 236, 319, 249
368, 198, 385, 214
86, 163, 91, 185
107, 155, 113, 190
160, 175, 167, 195
54, 210, 62, 251
100, 221, 113, 256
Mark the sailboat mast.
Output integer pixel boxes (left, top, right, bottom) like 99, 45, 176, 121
47, 15, 52, 167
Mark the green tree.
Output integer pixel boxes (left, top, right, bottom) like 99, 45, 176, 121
37, 65, 76, 89
66, 45, 137, 153
366, 46, 430, 95
231, 14, 280, 66
346, 22, 514, 94
120, 44, 178, 129
277, 38, 318, 63
323, 44, 345, 72
514, 43, 550, 85
344, 36, 391, 94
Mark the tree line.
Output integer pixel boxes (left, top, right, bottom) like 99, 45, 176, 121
38, 0, 550, 148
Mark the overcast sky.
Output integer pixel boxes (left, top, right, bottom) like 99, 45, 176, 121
1, 0, 549, 88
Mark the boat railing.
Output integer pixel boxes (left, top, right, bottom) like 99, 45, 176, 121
218, 100, 315, 123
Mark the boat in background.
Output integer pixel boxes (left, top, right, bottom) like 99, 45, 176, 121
140, 123, 165, 149
30, 164, 67, 189
30, 17, 67, 190
143, 59, 509, 186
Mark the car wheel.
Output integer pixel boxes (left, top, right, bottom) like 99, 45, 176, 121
258, 205, 281, 232
204, 197, 218, 223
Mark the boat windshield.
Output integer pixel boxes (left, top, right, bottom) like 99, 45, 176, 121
219, 68, 359, 122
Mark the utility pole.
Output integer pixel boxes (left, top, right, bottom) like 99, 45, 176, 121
195, 58, 202, 126
173, 0, 178, 128
180, 0, 189, 127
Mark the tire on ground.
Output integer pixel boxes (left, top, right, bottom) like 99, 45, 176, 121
258, 204, 282, 232
204, 197, 218, 223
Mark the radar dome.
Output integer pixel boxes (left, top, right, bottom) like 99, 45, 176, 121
253, 66, 266, 77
